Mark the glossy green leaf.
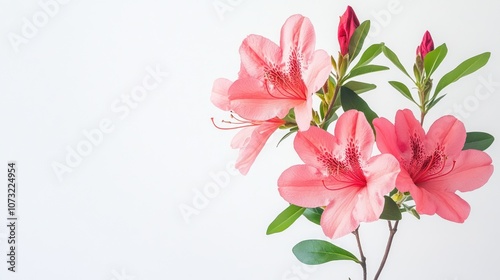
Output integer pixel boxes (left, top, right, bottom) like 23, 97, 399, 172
303, 207, 324, 225
346, 65, 389, 80
402, 203, 420, 219
283, 108, 296, 123
340, 86, 378, 129
410, 208, 421, 219
388, 81, 416, 104
424, 43, 448, 77
379, 196, 402, 220
383, 45, 414, 81
276, 127, 298, 147
322, 112, 338, 130
352, 43, 384, 69
426, 94, 446, 111
267, 204, 305, 235
463, 132, 494, 151
293, 240, 360, 265
344, 81, 376, 94
434, 52, 491, 97
348, 20, 370, 62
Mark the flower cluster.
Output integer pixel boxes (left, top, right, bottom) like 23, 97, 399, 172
211, 6, 494, 279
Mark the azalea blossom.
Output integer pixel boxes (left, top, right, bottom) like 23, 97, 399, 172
228, 14, 332, 131
338, 6, 360, 56
373, 109, 494, 222
416, 30, 434, 59
211, 78, 285, 175
278, 110, 400, 239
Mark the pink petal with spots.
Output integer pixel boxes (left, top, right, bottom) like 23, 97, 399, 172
419, 149, 493, 193
280, 14, 316, 64
334, 110, 374, 161
239, 34, 282, 80
294, 126, 338, 169
395, 109, 425, 160
425, 115, 466, 159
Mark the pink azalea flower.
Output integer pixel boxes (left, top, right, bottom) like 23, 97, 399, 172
416, 30, 434, 59
373, 109, 494, 222
211, 78, 285, 175
228, 14, 332, 131
278, 110, 400, 239
338, 6, 360, 56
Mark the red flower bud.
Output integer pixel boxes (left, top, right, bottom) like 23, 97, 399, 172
338, 6, 360, 56
416, 31, 434, 59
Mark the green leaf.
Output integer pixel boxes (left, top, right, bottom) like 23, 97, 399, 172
402, 204, 420, 219
348, 20, 370, 62
434, 52, 491, 97
426, 94, 446, 111
344, 81, 376, 94
388, 81, 416, 104
266, 204, 305, 235
323, 112, 338, 130
293, 240, 360, 265
340, 86, 378, 129
346, 65, 389, 80
283, 108, 296, 123
303, 207, 324, 225
463, 132, 494, 151
352, 43, 384, 69
383, 45, 414, 81
424, 43, 448, 77
276, 127, 298, 147
379, 196, 402, 220
410, 208, 421, 219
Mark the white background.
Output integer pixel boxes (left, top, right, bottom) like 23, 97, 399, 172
1, 0, 499, 279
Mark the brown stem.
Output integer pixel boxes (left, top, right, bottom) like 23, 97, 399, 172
373, 220, 400, 280
353, 227, 367, 280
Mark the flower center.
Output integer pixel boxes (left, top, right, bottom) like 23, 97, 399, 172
405, 133, 455, 183
263, 47, 307, 100
317, 139, 367, 189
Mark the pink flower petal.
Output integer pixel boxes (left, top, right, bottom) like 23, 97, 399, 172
280, 14, 316, 64
320, 188, 360, 239
373, 117, 401, 158
239, 34, 282, 80
394, 168, 416, 193
410, 185, 437, 216
293, 95, 312, 131
302, 50, 332, 94
395, 109, 425, 159
334, 110, 374, 161
362, 154, 400, 218
431, 190, 470, 223
425, 115, 466, 159
416, 188, 471, 223
229, 78, 301, 120
294, 126, 338, 169
278, 165, 340, 207
231, 126, 254, 149
420, 149, 493, 192
232, 119, 284, 175
210, 78, 233, 111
